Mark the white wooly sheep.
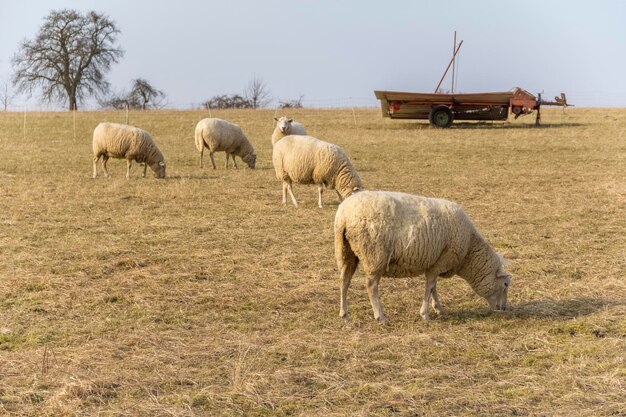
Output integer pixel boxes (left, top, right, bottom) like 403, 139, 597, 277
271, 116, 307, 146
92, 122, 166, 179
272, 135, 362, 208
335, 191, 511, 323
195, 118, 256, 169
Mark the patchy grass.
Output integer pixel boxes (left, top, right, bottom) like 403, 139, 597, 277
0, 108, 624, 416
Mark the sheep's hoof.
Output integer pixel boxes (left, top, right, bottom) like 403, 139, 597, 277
420, 310, 430, 321
376, 316, 388, 325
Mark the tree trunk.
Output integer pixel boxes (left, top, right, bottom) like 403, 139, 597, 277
69, 96, 77, 111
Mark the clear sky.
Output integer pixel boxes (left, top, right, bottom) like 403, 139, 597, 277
1, 0, 625, 109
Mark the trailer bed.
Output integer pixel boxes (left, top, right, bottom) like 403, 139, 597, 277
374, 87, 555, 127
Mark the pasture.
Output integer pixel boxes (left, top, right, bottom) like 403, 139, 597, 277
0, 108, 624, 416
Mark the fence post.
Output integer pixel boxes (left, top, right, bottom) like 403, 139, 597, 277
125, 102, 129, 124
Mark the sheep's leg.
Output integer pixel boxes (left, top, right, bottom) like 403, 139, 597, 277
281, 182, 288, 205
366, 274, 386, 323
232, 155, 238, 169
102, 155, 110, 178
339, 253, 358, 321
286, 181, 298, 207
420, 274, 438, 320
431, 282, 443, 315
224, 153, 229, 169
126, 160, 132, 179
92, 156, 99, 178
199, 147, 204, 168
142, 163, 147, 178
317, 185, 324, 208
209, 152, 217, 169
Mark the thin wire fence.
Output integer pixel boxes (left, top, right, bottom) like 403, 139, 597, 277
2, 97, 381, 112
3, 89, 626, 113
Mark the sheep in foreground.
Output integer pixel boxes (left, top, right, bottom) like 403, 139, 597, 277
335, 191, 511, 323
92, 122, 166, 179
195, 118, 256, 169
272, 135, 362, 208
272, 116, 307, 146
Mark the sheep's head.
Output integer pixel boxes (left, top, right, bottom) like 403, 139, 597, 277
274, 116, 293, 134
151, 160, 166, 178
243, 153, 256, 169
484, 266, 511, 311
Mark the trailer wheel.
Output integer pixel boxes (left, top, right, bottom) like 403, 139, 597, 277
429, 105, 454, 128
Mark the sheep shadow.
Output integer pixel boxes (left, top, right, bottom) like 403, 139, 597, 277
163, 175, 219, 180
507, 297, 621, 319
441, 297, 619, 322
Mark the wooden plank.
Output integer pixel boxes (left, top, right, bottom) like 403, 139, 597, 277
375, 90, 515, 106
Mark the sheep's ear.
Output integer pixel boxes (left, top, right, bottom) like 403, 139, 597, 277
496, 267, 510, 280
288, 119, 293, 123
273, 117, 279, 122
159, 161, 165, 166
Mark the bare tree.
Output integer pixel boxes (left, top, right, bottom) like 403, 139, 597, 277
244, 75, 271, 109
12, 9, 123, 111
129, 78, 165, 110
99, 78, 166, 110
0, 77, 16, 111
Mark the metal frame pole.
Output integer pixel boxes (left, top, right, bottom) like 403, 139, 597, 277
434, 40, 463, 93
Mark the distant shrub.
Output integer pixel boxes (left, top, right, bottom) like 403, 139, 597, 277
202, 94, 252, 110
279, 95, 304, 109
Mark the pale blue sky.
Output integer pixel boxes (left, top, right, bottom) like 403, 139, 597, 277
1, 0, 625, 109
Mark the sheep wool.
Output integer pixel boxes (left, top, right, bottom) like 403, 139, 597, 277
92, 122, 166, 179
272, 135, 362, 208
334, 191, 511, 322
195, 118, 256, 169
272, 116, 307, 146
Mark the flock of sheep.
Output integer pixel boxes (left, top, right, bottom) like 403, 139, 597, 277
91, 117, 511, 323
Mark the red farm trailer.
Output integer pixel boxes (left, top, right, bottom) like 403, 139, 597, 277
374, 88, 570, 128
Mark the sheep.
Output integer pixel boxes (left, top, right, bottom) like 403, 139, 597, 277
195, 118, 256, 169
92, 122, 166, 179
334, 190, 511, 323
272, 135, 362, 208
272, 116, 307, 146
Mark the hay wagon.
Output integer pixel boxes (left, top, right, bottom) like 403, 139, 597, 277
374, 88, 569, 127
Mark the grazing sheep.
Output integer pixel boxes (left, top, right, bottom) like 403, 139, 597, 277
92, 122, 166, 179
195, 118, 256, 169
334, 191, 511, 323
272, 135, 362, 208
272, 116, 307, 146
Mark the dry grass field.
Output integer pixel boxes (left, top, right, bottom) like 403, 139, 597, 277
0, 107, 624, 416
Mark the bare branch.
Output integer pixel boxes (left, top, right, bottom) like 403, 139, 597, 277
244, 75, 271, 109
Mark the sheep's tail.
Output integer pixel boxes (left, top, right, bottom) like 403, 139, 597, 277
334, 211, 359, 272
194, 128, 205, 153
